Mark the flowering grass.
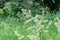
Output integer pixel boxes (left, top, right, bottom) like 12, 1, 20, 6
0, 9, 60, 40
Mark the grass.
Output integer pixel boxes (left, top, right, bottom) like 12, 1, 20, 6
0, 8, 60, 40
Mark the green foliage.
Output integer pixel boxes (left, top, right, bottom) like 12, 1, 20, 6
0, 0, 60, 40
0, 9, 4, 14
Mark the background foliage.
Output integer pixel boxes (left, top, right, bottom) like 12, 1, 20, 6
0, 0, 60, 40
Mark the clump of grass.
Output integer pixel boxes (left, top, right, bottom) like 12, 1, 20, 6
0, 6, 60, 40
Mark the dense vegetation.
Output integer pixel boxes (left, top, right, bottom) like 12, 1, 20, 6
0, 0, 60, 40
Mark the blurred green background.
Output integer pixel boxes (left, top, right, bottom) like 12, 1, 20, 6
0, 0, 60, 40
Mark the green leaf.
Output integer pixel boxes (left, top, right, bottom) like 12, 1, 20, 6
0, 9, 4, 15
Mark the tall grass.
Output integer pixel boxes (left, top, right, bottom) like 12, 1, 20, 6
0, 7, 60, 40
